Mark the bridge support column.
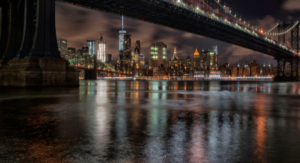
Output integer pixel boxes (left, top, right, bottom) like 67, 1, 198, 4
291, 57, 299, 77
0, 1, 10, 63
0, 0, 79, 87
0, 1, 25, 66
274, 58, 289, 81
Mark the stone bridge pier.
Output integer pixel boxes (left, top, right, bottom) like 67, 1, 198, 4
274, 57, 299, 81
0, 0, 79, 86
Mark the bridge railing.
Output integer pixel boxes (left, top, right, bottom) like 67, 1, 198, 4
161, 0, 297, 55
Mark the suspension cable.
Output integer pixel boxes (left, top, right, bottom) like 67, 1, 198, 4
268, 21, 299, 36
264, 23, 279, 34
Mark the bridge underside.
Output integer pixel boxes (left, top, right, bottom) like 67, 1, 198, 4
0, 0, 79, 86
60, 0, 296, 59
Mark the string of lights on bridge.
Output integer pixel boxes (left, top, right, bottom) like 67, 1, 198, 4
173, 0, 297, 55
264, 23, 279, 34
266, 21, 299, 36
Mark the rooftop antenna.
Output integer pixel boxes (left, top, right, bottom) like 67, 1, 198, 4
122, 15, 124, 30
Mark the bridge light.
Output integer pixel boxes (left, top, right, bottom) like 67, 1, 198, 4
177, 0, 180, 3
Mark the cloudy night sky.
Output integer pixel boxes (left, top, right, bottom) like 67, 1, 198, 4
55, 0, 299, 65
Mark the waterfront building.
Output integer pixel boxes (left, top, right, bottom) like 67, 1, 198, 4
250, 59, 260, 77
244, 61, 251, 76
219, 63, 231, 77
186, 56, 192, 68
76, 49, 82, 57
82, 46, 89, 56
97, 34, 106, 62
67, 47, 76, 59
238, 63, 244, 77
123, 34, 131, 60
87, 40, 96, 56
231, 64, 238, 77
140, 54, 145, 68
57, 38, 68, 59
134, 40, 141, 63
106, 54, 112, 63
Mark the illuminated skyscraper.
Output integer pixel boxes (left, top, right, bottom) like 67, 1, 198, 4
140, 54, 145, 68
57, 38, 68, 59
134, 40, 141, 62
193, 48, 200, 68
172, 47, 178, 60
82, 46, 89, 56
67, 47, 76, 59
123, 34, 131, 59
213, 45, 218, 67
76, 49, 82, 57
150, 42, 167, 68
199, 46, 218, 70
97, 34, 106, 62
119, 16, 126, 59
87, 40, 96, 56
106, 54, 112, 63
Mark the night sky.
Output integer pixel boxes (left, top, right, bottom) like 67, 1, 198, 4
3, 0, 300, 65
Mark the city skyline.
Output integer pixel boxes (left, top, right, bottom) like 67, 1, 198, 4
54, 1, 300, 65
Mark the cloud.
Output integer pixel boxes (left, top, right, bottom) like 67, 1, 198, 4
282, 0, 300, 11
221, 45, 273, 65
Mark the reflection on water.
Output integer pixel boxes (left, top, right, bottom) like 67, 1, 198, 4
1, 81, 300, 162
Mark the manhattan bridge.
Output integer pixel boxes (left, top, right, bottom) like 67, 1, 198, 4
0, 0, 299, 86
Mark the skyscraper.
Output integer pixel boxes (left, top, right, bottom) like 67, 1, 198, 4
97, 34, 106, 62
193, 48, 200, 68
172, 47, 178, 60
67, 47, 76, 59
57, 38, 68, 59
140, 54, 145, 68
87, 40, 96, 56
106, 54, 112, 63
119, 16, 126, 59
76, 49, 82, 57
82, 46, 89, 56
199, 46, 218, 70
150, 42, 167, 68
134, 40, 141, 62
123, 34, 131, 59
213, 46, 218, 68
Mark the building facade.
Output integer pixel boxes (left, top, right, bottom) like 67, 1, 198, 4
67, 47, 76, 60
151, 42, 167, 68
87, 40, 96, 56
97, 34, 106, 62
57, 38, 68, 59
82, 46, 89, 56
193, 48, 200, 68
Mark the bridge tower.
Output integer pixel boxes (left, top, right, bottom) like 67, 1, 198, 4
275, 21, 300, 80
0, 0, 79, 86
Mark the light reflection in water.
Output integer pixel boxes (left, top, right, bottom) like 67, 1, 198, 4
1, 81, 300, 162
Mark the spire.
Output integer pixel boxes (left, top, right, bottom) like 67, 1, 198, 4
99, 34, 103, 42
122, 15, 124, 30
194, 48, 199, 55
173, 47, 178, 60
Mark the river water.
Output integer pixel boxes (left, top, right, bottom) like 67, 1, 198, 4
0, 80, 300, 163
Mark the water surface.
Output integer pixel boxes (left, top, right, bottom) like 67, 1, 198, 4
1, 80, 300, 162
